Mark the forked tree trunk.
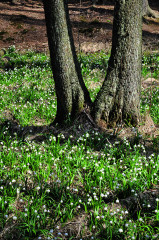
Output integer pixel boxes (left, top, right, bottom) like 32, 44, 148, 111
143, 0, 159, 18
92, 0, 142, 127
42, 0, 91, 124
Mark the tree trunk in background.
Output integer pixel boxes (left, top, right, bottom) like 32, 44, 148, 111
92, 0, 142, 127
43, 0, 91, 124
143, 0, 159, 18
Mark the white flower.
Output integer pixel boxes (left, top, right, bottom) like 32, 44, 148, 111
13, 216, 17, 220
119, 228, 123, 233
17, 188, 20, 194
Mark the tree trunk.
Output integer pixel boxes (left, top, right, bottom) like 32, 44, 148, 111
42, 0, 91, 124
92, 0, 142, 127
143, 0, 159, 18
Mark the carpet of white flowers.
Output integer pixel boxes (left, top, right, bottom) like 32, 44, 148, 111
0, 47, 159, 239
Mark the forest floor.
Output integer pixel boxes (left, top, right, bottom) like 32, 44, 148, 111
0, 0, 159, 53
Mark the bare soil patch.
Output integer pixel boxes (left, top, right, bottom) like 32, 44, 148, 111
0, 0, 159, 53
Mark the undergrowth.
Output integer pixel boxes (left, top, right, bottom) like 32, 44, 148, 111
0, 46, 159, 240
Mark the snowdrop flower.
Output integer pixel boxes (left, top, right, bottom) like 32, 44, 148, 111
139, 218, 143, 221
13, 216, 17, 220
119, 228, 123, 233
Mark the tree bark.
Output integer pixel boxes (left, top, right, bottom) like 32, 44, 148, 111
42, 0, 91, 124
92, 0, 142, 127
143, 0, 159, 18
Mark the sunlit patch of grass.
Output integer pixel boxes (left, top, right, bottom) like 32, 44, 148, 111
0, 46, 56, 126
142, 53, 159, 79
0, 47, 159, 240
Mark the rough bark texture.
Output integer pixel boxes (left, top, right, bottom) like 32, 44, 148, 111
92, 0, 142, 127
43, 0, 91, 124
143, 0, 159, 18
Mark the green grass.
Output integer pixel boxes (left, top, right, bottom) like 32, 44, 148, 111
0, 47, 159, 240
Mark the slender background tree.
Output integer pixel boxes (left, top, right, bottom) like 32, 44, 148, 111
142, 0, 159, 18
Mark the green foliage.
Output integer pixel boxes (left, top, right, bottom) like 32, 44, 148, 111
0, 47, 56, 126
0, 47, 159, 239
142, 53, 159, 79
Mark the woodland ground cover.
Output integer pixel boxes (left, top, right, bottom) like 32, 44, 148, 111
0, 46, 159, 239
